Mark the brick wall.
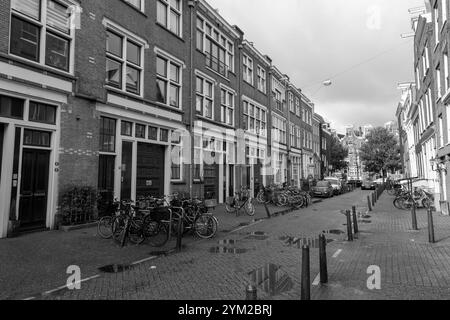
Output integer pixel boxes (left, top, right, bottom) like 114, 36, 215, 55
0, 0, 10, 54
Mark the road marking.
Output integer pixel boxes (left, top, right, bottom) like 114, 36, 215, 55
132, 256, 157, 266
312, 273, 321, 286
229, 220, 263, 234
43, 275, 100, 295
23, 297, 36, 301
332, 249, 343, 258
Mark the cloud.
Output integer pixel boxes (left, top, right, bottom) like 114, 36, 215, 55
207, 0, 424, 133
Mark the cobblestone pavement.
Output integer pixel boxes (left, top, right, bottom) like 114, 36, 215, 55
3, 189, 450, 300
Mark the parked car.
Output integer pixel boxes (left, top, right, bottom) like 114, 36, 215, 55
361, 178, 377, 190
324, 177, 343, 195
312, 181, 334, 198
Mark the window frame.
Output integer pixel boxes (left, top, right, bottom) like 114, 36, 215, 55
256, 65, 266, 93
123, 0, 145, 12
243, 54, 254, 85
155, 50, 183, 109
9, 0, 75, 73
242, 98, 267, 137
156, 0, 182, 37
105, 24, 145, 97
220, 85, 235, 126
195, 72, 215, 120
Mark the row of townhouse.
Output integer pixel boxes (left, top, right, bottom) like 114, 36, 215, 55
397, 0, 450, 215
0, 0, 333, 238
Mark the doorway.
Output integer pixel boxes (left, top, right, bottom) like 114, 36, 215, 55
204, 164, 219, 200
121, 141, 133, 200
18, 149, 50, 231
136, 143, 165, 197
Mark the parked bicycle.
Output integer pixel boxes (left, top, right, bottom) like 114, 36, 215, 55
226, 186, 255, 216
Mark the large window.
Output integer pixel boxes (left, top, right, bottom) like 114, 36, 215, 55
288, 92, 294, 113
272, 115, 287, 144
437, 64, 442, 99
157, 0, 182, 37
171, 131, 182, 181
197, 16, 234, 76
243, 54, 253, 85
106, 28, 143, 95
10, 0, 73, 72
29, 101, 56, 124
196, 75, 214, 119
100, 117, 116, 153
220, 87, 234, 126
124, 0, 144, 11
257, 65, 266, 93
156, 54, 182, 108
243, 100, 267, 136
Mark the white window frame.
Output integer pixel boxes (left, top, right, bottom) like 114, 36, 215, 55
242, 97, 267, 137
288, 92, 294, 113
272, 114, 286, 144
220, 85, 235, 126
443, 0, 447, 26
156, 0, 182, 37
257, 65, 266, 93
170, 130, 183, 182
439, 114, 444, 148
445, 49, 450, 92
123, 0, 145, 12
195, 71, 215, 120
437, 64, 442, 100
105, 23, 146, 97
243, 54, 254, 85
155, 47, 184, 109
435, 2, 440, 46
9, 0, 77, 74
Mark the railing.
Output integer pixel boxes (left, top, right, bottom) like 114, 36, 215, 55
205, 53, 228, 77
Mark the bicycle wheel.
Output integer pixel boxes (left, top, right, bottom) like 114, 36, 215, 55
143, 217, 169, 247
225, 201, 236, 213
128, 217, 145, 245
112, 215, 126, 243
256, 192, 265, 204
97, 216, 113, 239
244, 200, 256, 216
194, 215, 218, 239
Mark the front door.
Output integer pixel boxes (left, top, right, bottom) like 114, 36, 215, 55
204, 164, 219, 200
121, 141, 133, 200
18, 149, 50, 230
136, 143, 165, 197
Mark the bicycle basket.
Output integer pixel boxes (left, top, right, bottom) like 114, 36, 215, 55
204, 199, 217, 209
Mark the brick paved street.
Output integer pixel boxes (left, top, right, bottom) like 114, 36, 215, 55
2, 189, 450, 300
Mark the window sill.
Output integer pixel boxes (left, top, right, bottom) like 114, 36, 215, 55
105, 85, 144, 100
1, 52, 76, 80
204, 66, 230, 82
156, 22, 184, 42
152, 101, 184, 114
243, 80, 254, 87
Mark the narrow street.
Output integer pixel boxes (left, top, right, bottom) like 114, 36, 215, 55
2, 189, 448, 301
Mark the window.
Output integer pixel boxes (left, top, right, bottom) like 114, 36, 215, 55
23, 129, 51, 147
220, 87, 234, 126
29, 101, 56, 124
121, 121, 132, 136
135, 124, 146, 138
290, 124, 295, 147
10, 0, 73, 72
156, 55, 181, 108
160, 128, 169, 142
257, 66, 266, 93
275, 90, 283, 111
435, 2, 440, 45
437, 64, 442, 99
0, 95, 24, 119
272, 115, 286, 144
288, 92, 294, 113
148, 126, 158, 140
106, 28, 143, 95
196, 75, 214, 119
445, 50, 450, 92
296, 126, 301, 147
197, 16, 234, 76
295, 98, 301, 117
243, 100, 267, 136
100, 117, 116, 152
124, 0, 144, 11
243, 55, 253, 85
171, 131, 182, 181
157, 0, 182, 36
439, 114, 444, 148
443, 0, 447, 25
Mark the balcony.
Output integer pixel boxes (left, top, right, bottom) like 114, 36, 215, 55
205, 53, 228, 78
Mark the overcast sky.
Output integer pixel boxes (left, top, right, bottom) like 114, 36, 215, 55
207, 0, 424, 133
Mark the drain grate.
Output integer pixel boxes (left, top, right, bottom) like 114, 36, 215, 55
280, 236, 335, 248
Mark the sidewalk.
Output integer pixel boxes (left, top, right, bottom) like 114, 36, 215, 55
312, 193, 450, 300
0, 201, 297, 300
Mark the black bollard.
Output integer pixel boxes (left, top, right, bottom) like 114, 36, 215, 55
352, 206, 359, 234
367, 195, 372, 212
301, 245, 311, 300
264, 202, 271, 219
411, 203, 418, 231
372, 193, 375, 207
319, 234, 328, 284
176, 215, 183, 252
246, 285, 257, 300
427, 207, 435, 244
346, 210, 353, 241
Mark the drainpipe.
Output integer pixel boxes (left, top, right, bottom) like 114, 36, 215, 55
188, 0, 196, 198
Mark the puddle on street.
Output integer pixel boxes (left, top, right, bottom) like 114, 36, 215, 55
218, 239, 238, 246
98, 264, 132, 273
279, 236, 335, 248
149, 251, 170, 256
246, 232, 269, 240
238, 222, 250, 227
323, 229, 345, 235
248, 264, 294, 297
209, 247, 248, 254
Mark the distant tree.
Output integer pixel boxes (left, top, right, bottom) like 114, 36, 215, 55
359, 127, 402, 178
329, 136, 348, 172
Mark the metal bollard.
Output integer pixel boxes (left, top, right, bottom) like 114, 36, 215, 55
427, 207, 435, 244
372, 193, 375, 207
411, 203, 418, 231
264, 202, 271, 219
319, 234, 328, 284
246, 285, 257, 300
346, 210, 353, 241
352, 206, 359, 234
301, 245, 311, 300
367, 195, 372, 212
176, 209, 184, 252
